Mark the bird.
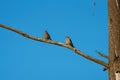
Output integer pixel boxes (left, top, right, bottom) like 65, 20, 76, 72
65, 36, 74, 47
44, 30, 52, 40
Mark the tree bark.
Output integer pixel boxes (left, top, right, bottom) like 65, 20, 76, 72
108, 0, 120, 80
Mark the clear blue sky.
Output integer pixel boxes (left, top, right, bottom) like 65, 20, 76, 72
0, 0, 108, 80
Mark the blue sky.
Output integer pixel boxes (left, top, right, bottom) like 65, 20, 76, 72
0, 0, 108, 80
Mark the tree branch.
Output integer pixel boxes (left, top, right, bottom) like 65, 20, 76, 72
0, 24, 108, 67
95, 50, 108, 59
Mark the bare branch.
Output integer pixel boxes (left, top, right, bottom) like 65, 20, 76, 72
92, 0, 96, 16
74, 50, 108, 67
95, 50, 108, 59
0, 24, 108, 67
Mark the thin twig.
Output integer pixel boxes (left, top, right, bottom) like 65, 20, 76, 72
0, 24, 108, 67
95, 50, 108, 59
92, 0, 96, 16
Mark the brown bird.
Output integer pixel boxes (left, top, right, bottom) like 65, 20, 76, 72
66, 36, 74, 47
44, 30, 52, 40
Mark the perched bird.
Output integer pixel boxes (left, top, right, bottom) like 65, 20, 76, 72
65, 36, 74, 47
44, 30, 52, 40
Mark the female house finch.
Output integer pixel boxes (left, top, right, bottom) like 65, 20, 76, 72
44, 30, 52, 40
65, 36, 74, 47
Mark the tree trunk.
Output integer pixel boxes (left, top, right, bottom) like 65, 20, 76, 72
108, 0, 120, 80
